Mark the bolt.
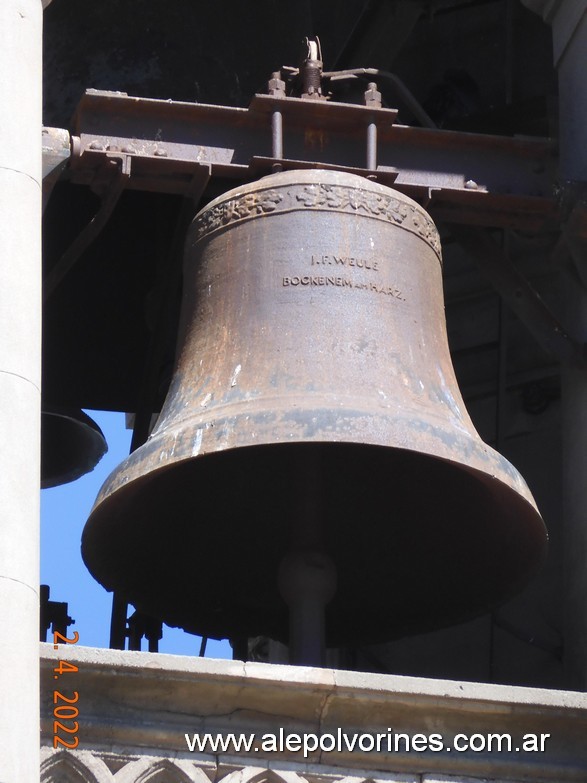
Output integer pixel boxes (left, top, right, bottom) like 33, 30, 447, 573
154, 147, 168, 157
268, 71, 286, 98
364, 82, 382, 109
121, 145, 136, 154
89, 141, 105, 151
106, 144, 120, 152
465, 179, 478, 190
300, 38, 323, 100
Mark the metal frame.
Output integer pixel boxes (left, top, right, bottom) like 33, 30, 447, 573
42, 87, 587, 369
42, 88, 560, 233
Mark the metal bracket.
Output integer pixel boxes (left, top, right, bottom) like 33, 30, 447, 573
43, 153, 131, 301
450, 223, 587, 367
42, 126, 72, 212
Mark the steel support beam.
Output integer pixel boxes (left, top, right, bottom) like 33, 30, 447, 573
450, 224, 585, 365
44, 88, 561, 232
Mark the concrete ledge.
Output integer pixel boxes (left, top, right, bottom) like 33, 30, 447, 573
41, 645, 587, 781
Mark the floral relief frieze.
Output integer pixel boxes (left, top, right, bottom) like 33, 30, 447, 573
192, 182, 441, 261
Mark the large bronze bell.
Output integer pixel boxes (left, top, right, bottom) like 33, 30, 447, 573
82, 170, 547, 653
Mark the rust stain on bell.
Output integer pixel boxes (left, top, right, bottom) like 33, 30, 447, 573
82, 170, 547, 646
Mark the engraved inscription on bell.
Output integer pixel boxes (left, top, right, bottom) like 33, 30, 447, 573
281, 275, 405, 300
310, 254, 380, 270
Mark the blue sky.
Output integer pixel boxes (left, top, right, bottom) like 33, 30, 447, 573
41, 410, 231, 658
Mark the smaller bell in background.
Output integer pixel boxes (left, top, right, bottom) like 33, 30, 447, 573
41, 406, 107, 489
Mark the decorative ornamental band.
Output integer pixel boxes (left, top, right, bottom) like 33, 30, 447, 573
192, 182, 442, 261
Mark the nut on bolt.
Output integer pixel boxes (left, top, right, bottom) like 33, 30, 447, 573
465, 179, 478, 190
364, 82, 382, 108
268, 71, 286, 98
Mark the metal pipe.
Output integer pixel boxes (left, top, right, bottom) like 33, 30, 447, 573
366, 121, 377, 170
324, 67, 437, 129
271, 110, 283, 172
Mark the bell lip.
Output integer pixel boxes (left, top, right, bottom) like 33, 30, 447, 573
88, 404, 541, 516
85, 413, 547, 553
87, 425, 547, 539
82, 437, 547, 647
87, 431, 546, 562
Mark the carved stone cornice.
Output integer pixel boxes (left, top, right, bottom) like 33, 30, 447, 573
41, 644, 587, 782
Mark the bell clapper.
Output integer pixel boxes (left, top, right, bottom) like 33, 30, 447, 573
278, 548, 337, 667
278, 448, 337, 667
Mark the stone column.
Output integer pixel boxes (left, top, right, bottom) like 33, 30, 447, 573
523, 0, 587, 687
551, 0, 587, 691
0, 1, 43, 780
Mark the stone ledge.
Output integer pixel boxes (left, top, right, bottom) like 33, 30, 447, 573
41, 644, 587, 782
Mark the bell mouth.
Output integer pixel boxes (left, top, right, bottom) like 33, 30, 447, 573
82, 440, 546, 647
